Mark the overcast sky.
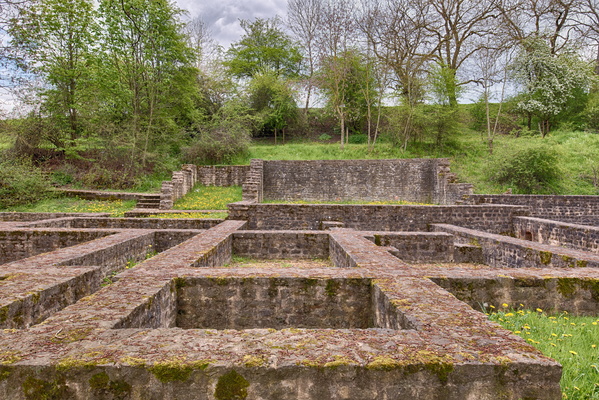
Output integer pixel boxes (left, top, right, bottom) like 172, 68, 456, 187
176, 0, 288, 47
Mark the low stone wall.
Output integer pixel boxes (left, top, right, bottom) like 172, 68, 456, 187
228, 202, 528, 234
0, 230, 112, 265
159, 164, 198, 209
463, 194, 599, 220
58, 189, 153, 201
233, 231, 330, 259
432, 276, 599, 315
432, 224, 599, 269
514, 216, 599, 254
176, 277, 374, 329
242, 158, 472, 205
197, 165, 249, 186
363, 232, 455, 263
26, 217, 222, 230
0, 212, 110, 222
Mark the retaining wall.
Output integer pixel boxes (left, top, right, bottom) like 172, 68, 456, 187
514, 216, 599, 254
243, 158, 472, 205
463, 194, 599, 221
228, 202, 528, 234
432, 224, 599, 269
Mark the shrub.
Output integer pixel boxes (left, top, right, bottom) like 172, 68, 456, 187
183, 121, 251, 165
0, 158, 53, 208
488, 143, 561, 194
348, 133, 368, 144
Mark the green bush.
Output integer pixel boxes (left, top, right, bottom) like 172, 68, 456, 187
348, 133, 368, 144
488, 144, 562, 194
0, 158, 53, 208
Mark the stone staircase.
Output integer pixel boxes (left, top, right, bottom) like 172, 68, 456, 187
135, 194, 161, 209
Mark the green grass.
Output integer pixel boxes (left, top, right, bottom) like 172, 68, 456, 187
0, 197, 136, 217
488, 308, 599, 399
234, 130, 599, 195
148, 211, 228, 219
262, 199, 432, 205
173, 185, 242, 210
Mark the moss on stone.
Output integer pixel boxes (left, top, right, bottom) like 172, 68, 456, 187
425, 362, 454, 384
148, 357, 210, 383
0, 366, 12, 381
366, 356, 403, 371
50, 327, 93, 344
173, 277, 187, 290
301, 278, 318, 290
89, 372, 131, 399
323, 355, 354, 369
576, 260, 588, 268
0, 351, 22, 365
539, 251, 552, 265
22, 376, 69, 400
0, 306, 8, 324
325, 279, 340, 297
214, 370, 249, 400
242, 355, 266, 368
557, 278, 578, 298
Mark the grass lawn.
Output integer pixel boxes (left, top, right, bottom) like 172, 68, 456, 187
489, 308, 599, 399
235, 130, 599, 196
0, 197, 136, 217
173, 185, 242, 210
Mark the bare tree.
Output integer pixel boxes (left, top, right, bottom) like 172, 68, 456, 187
498, 0, 584, 53
314, 0, 357, 148
426, 0, 502, 106
287, 0, 322, 113
360, 0, 435, 107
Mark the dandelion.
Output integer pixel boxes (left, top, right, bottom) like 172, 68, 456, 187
489, 305, 495, 309
502, 303, 509, 308
536, 308, 543, 313
505, 313, 514, 317
569, 351, 577, 355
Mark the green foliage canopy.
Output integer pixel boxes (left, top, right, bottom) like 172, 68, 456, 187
225, 17, 302, 79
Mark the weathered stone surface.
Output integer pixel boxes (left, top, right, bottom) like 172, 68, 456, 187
5, 162, 599, 399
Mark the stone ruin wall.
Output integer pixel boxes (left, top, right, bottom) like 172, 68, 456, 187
244, 158, 473, 205
158, 158, 473, 210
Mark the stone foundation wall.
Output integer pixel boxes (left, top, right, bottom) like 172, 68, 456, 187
252, 158, 472, 205
159, 164, 198, 210
432, 276, 599, 315
197, 165, 250, 186
514, 216, 599, 254
232, 231, 330, 259
463, 194, 599, 220
228, 203, 528, 234
176, 277, 374, 329
0, 212, 110, 222
0, 230, 112, 264
363, 232, 455, 263
26, 217, 222, 230
432, 224, 599, 269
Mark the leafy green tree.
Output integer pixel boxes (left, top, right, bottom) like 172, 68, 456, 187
9, 0, 96, 141
97, 0, 198, 165
248, 71, 298, 142
225, 17, 302, 79
317, 49, 377, 145
510, 38, 594, 137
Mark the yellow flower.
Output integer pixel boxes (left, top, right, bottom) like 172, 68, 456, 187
536, 308, 543, 313
502, 303, 508, 308
505, 313, 514, 317
569, 351, 578, 355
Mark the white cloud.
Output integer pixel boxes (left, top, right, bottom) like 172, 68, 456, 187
176, 0, 288, 47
